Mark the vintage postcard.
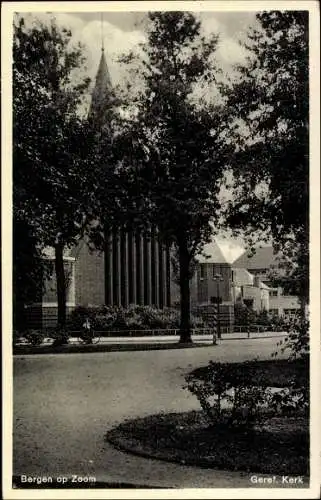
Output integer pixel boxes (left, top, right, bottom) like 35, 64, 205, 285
2, 1, 320, 499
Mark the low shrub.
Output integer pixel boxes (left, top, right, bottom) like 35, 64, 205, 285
269, 384, 309, 416
68, 305, 207, 332
234, 303, 291, 332
272, 316, 309, 360
68, 306, 103, 330
51, 328, 69, 346
234, 303, 256, 327
184, 359, 308, 429
185, 361, 272, 429
23, 329, 45, 346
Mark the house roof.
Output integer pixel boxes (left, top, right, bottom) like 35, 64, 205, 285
232, 245, 279, 270
232, 267, 270, 289
232, 267, 254, 286
197, 240, 229, 264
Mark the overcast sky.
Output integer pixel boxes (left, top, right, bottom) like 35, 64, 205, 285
15, 9, 260, 261
17, 10, 256, 90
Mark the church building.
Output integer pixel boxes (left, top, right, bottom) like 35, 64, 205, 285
27, 47, 173, 328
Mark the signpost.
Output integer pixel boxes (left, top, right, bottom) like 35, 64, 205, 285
212, 273, 223, 339
206, 302, 219, 344
243, 299, 254, 338
210, 294, 222, 339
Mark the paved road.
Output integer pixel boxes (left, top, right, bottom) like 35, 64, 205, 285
13, 338, 291, 488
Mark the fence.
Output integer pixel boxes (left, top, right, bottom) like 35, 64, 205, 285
59, 326, 284, 338
25, 305, 283, 336
223, 324, 285, 334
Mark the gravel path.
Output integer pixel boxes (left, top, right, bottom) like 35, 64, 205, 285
14, 338, 300, 488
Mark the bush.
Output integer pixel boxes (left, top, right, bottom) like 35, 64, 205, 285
23, 329, 45, 346
234, 302, 256, 326
185, 359, 308, 430
68, 306, 103, 330
51, 328, 69, 346
266, 313, 291, 332
269, 315, 310, 420
269, 385, 309, 416
272, 315, 309, 360
234, 303, 290, 331
13, 328, 70, 347
68, 305, 207, 332
185, 361, 272, 429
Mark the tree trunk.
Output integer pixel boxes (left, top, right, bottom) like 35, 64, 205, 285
54, 242, 67, 338
178, 241, 192, 344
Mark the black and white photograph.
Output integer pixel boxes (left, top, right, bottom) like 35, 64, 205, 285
2, 1, 320, 498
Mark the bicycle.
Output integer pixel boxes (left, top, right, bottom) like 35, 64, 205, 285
24, 329, 45, 346
78, 320, 100, 345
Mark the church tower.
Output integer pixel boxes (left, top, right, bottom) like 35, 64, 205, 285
88, 47, 114, 129
88, 28, 172, 308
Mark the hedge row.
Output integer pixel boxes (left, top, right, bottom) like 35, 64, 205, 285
68, 305, 208, 331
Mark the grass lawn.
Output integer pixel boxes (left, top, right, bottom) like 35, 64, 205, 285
106, 358, 309, 475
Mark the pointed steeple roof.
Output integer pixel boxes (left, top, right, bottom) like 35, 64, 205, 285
88, 48, 113, 125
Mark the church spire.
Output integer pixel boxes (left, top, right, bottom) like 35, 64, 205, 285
101, 12, 105, 53
88, 15, 113, 125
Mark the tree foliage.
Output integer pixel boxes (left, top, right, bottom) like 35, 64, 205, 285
225, 11, 309, 305
13, 16, 97, 330
119, 12, 232, 342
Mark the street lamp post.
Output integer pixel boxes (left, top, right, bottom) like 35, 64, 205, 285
213, 273, 224, 339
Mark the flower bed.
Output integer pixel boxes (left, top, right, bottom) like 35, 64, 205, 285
106, 358, 309, 475
106, 410, 308, 475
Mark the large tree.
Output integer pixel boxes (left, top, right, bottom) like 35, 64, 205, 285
118, 12, 232, 343
224, 11, 309, 307
13, 16, 99, 333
